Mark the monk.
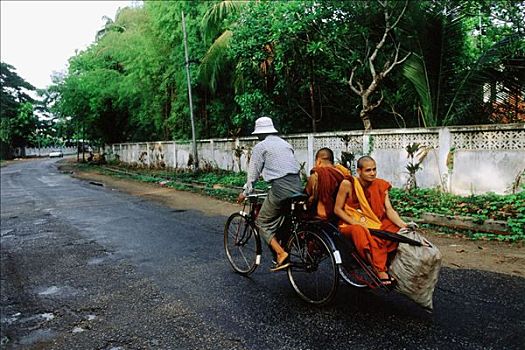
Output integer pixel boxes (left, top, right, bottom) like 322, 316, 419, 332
334, 156, 408, 285
305, 148, 351, 221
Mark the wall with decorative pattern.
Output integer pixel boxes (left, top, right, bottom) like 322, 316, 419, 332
107, 124, 525, 195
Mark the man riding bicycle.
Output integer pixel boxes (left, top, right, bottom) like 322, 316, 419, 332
237, 117, 303, 271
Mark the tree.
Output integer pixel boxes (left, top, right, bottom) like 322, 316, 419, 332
199, 0, 245, 94
345, 0, 411, 130
49, 0, 523, 145
145, 1, 211, 139
265, 1, 349, 132
1, 62, 34, 115
228, 0, 414, 132
1, 62, 37, 157
53, 6, 152, 145
226, 1, 347, 133
401, 0, 524, 126
95, 14, 126, 41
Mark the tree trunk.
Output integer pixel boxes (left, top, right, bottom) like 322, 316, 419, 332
347, 1, 410, 132
164, 86, 172, 141
360, 93, 373, 130
360, 110, 373, 131
309, 80, 317, 133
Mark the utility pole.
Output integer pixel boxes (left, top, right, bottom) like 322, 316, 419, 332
181, 10, 199, 170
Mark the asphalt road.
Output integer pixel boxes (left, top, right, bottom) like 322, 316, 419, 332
1, 158, 524, 349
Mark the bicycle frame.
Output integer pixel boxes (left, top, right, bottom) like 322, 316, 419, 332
226, 193, 357, 304
238, 193, 342, 266
238, 193, 266, 267
226, 193, 426, 304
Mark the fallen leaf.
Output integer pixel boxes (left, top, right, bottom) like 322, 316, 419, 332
456, 249, 466, 253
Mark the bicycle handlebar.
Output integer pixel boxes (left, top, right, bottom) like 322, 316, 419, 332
245, 193, 267, 202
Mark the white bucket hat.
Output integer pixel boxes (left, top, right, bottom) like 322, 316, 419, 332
252, 116, 278, 135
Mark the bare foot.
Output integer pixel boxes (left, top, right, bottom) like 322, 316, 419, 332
375, 270, 393, 285
270, 252, 290, 272
376, 271, 389, 279
276, 252, 289, 265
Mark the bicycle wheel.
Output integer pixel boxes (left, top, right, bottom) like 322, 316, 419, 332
337, 242, 368, 288
339, 264, 368, 288
287, 230, 339, 305
224, 213, 261, 275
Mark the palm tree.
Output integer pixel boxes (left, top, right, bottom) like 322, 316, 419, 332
199, 1, 246, 94
95, 14, 126, 41
402, 2, 524, 126
199, 1, 276, 95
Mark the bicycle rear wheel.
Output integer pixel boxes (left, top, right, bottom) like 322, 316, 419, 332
287, 230, 339, 305
224, 213, 261, 275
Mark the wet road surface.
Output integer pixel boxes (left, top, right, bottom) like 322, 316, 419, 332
1, 158, 524, 349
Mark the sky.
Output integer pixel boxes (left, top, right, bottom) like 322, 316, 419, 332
1, 1, 136, 91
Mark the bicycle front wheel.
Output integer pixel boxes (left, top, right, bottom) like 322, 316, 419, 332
287, 230, 339, 305
224, 213, 261, 275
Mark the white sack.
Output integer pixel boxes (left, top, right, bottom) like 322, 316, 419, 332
389, 229, 442, 310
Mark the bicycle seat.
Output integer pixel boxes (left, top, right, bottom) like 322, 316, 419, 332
282, 193, 309, 214
286, 193, 308, 203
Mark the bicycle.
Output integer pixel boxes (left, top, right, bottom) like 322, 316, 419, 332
224, 193, 424, 305
224, 193, 340, 305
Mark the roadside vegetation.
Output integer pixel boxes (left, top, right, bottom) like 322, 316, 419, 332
389, 188, 525, 242
68, 161, 524, 242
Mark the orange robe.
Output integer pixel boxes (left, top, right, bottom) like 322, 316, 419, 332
307, 165, 350, 220
338, 178, 399, 272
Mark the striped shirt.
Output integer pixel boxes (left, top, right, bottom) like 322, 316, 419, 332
243, 135, 300, 195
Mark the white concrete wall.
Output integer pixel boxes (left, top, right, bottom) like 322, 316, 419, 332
451, 150, 524, 195
105, 123, 525, 195
19, 147, 77, 157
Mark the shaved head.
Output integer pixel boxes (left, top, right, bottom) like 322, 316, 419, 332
357, 155, 375, 169
315, 148, 334, 163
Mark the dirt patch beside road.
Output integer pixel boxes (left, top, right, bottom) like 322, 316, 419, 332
65, 165, 525, 278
